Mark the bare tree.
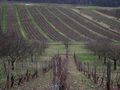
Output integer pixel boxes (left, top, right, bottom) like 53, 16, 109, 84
87, 40, 120, 71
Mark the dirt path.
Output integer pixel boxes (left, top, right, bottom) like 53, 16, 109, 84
66, 55, 101, 90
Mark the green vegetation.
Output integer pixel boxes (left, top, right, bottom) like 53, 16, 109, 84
79, 53, 97, 62
15, 5, 28, 39
0, 64, 6, 84
1, 3, 8, 32
36, 8, 73, 41
47, 8, 85, 39
43, 42, 66, 57
25, 6, 52, 41
113, 41, 120, 45
69, 42, 92, 54
43, 42, 92, 57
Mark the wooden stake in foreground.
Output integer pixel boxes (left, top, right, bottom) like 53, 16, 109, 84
106, 60, 111, 90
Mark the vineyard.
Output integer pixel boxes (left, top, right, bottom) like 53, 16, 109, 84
96, 8, 120, 19
0, 3, 120, 90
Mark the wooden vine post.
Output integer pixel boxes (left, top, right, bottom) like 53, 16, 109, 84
106, 60, 111, 90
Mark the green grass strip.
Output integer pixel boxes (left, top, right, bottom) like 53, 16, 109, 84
43, 42, 66, 57
47, 8, 89, 40
1, 3, 8, 32
79, 53, 97, 62
113, 41, 120, 44
36, 8, 73, 41
25, 6, 51, 41
0, 64, 6, 84
15, 5, 27, 39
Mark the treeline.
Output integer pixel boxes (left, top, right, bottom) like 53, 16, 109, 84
7, 0, 120, 7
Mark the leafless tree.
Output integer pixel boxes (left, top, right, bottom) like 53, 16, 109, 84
87, 40, 120, 71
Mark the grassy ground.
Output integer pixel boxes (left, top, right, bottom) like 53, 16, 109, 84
67, 55, 102, 90
0, 64, 6, 84
79, 53, 97, 62
44, 42, 91, 56
1, 3, 8, 32
15, 5, 28, 39
25, 6, 51, 41
36, 7, 73, 41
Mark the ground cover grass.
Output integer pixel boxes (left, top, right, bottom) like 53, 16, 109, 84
36, 8, 73, 41
25, 6, 51, 41
0, 64, 6, 84
1, 3, 8, 32
15, 5, 28, 39
79, 53, 97, 62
